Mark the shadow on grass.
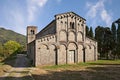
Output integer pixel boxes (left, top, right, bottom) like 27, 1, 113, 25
1, 53, 17, 67
0, 66, 120, 80
31, 65, 120, 80
0, 76, 33, 80
0, 61, 120, 80
1, 52, 30, 67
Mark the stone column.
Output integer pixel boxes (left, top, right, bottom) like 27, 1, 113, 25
75, 48, 78, 63
55, 48, 58, 65
66, 48, 69, 64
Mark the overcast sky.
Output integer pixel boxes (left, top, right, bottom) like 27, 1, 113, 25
0, 0, 120, 35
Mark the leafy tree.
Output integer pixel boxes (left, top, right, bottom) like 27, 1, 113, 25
89, 27, 94, 38
4, 40, 21, 56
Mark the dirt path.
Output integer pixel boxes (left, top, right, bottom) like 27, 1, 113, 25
1, 54, 34, 80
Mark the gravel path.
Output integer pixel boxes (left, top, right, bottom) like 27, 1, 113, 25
1, 54, 34, 80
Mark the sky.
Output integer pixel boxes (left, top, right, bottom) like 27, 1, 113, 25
0, 0, 120, 35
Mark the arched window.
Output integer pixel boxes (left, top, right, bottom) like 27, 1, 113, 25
30, 30, 34, 34
70, 22, 75, 29
70, 22, 72, 28
72, 22, 74, 29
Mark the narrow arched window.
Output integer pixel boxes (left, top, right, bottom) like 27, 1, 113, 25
72, 22, 75, 29
30, 30, 34, 34
70, 22, 75, 29
70, 22, 72, 28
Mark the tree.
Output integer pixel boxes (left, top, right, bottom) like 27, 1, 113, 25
0, 43, 4, 61
95, 26, 112, 59
86, 26, 89, 36
89, 27, 94, 38
111, 23, 117, 42
103, 27, 112, 59
116, 23, 120, 58
0, 43, 4, 56
95, 26, 104, 58
117, 23, 120, 44
111, 23, 117, 58
4, 40, 21, 56
94, 18, 120, 59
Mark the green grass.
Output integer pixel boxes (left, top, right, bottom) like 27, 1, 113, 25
33, 60, 120, 80
43, 64, 77, 69
86, 60, 120, 65
43, 60, 120, 70
0, 62, 4, 65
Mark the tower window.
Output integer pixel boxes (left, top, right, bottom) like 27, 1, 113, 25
65, 21, 67, 24
30, 30, 35, 34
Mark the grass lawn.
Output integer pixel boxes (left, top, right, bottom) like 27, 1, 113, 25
31, 60, 120, 80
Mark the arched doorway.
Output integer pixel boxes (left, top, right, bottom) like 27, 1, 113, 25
68, 43, 77, 64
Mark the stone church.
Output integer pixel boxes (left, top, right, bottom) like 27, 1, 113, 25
27, 12, 98, 66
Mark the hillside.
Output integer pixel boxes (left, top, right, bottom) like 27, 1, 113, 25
0, 27, 26, 46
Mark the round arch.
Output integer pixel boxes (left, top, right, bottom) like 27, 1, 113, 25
59, 43, 67, 50
68, 42, 77, 50
67, 42, 78, 49
59, 30, 67, 41
68, 31, 75, 41
39, 44, 49, 49
77, 31, 83, 42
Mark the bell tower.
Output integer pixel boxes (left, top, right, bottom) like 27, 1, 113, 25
27, 26, 37, 44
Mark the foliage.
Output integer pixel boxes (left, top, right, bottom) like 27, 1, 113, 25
111, 23, 117, 58
0, 27, 26, 60
95, 19, 120, 59
95, 26, 113, 59
4, 40, 22, 55
86, 26, 89, 37
0, 40, 23, 61
95, 26, 104, 56
116, 23, 120, 58
89, 27, 94, 38
86, 26, 94, 38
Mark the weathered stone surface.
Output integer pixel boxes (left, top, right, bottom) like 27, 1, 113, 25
27, 12, 98, 66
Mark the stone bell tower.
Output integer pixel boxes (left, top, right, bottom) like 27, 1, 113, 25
27, 26, 37, 44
